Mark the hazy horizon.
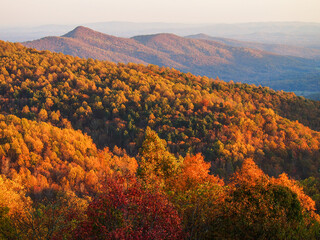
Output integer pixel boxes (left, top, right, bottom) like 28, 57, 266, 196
1, 0, 320, 28
2, 20, 320, 30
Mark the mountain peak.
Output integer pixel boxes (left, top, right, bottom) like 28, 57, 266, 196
62, 26, 95, 38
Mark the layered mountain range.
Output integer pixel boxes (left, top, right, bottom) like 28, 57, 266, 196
22, 26, 320, 94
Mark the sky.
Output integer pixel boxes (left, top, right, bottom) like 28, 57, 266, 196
1, 0, 320, 27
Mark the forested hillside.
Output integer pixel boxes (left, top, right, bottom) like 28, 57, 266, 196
0, 40, 320, 239
1, 41, 320, 178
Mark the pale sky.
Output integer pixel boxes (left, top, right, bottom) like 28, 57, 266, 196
1, 0, 320, 27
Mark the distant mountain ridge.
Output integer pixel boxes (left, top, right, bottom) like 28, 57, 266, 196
3, 21, 320, 46
187, 33, 320, 59
22, 26, 320, 93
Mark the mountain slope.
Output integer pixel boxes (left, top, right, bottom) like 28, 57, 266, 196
1, 41, 320, 180
23, 26, 183, 68
132, 33, 320, 92
23, 26, 320, 93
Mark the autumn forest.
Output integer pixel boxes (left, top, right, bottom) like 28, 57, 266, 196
0, 40, 320, 239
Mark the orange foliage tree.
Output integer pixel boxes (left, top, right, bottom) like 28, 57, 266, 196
219, 158, 320, 239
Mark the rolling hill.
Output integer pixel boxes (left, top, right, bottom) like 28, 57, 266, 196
22, 26, 320, 93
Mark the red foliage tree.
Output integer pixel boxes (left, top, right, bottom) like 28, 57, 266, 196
74, 177, 185, 240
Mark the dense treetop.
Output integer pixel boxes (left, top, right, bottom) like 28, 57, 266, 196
0, 40, 320, 179
0, 114, 137, 196
0, 40, 320, 238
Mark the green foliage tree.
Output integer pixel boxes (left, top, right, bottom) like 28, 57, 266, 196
301, 177, 320, 214
138, 127, 180, 188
